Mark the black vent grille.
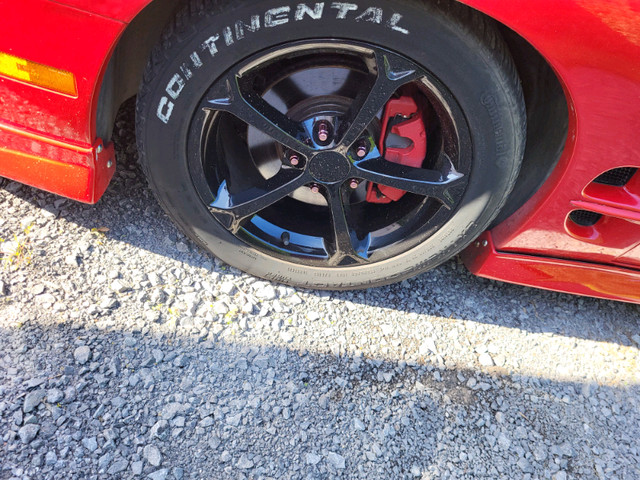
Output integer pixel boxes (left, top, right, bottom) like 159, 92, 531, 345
593, 167, 637, 186
569, 210, 602, 227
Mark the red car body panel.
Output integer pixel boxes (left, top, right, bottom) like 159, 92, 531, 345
2, 0, 640, 301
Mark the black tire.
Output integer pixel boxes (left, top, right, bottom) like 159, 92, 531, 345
136, 0, 526, 289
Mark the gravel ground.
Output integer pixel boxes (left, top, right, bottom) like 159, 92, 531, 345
1, 99, 639, 480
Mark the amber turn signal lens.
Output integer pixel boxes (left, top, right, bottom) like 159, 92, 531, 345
0, 51, 77, 97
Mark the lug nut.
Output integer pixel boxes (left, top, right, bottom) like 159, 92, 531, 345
315, 120, 332, 144
310, 184, 320, 194
289, 153, 300, 166
349, 179, 360, 189
356, 140, 369, 158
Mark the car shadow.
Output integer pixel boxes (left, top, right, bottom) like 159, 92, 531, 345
0, 319, 638, 478
1, 98, 639, 350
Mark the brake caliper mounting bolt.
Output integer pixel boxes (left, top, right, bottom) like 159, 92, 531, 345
289, 153, 300, 166
349, 179, 360, 189
310, 184, 320, 194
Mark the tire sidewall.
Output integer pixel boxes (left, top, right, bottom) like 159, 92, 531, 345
138, 0, 521, 288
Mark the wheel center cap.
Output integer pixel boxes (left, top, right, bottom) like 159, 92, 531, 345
308, 151, 352, 183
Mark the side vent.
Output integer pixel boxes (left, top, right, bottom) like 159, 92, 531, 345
568, 210, 602, 227
566, 166, 640, 247
593, 167, 637, 187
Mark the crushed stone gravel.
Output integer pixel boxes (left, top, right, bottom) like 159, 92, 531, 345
1, 99, 639, 479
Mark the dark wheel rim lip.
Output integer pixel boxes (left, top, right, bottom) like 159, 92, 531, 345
186, 40, 472, 267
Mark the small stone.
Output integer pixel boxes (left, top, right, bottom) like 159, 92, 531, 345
478, 353, 494, 366
255, 284, 277, 300
306, 453, 322, 465
517, 457, 533, 473
45, 451, 57, 466
497, 433, 511, 450
131, 461, 143, 475
219, 282, 235, 295
144, 445, 162, 467
252, 356, 270, 369
411, 465, 421, 477
280, 331, 294, 343
552, 472, 567, 480
219, 451, 231, 462
99, 296, 118, 310
65, 255, 80, 267
23, 390, 45, 413
47, 388, 64, 404
149, 420, 168, 437
18, 424, 39, 443
82, 437, 98, 452
326, 452, 346, 469
161, 403, 182, 421
199, 416, 214, 428
147, 469, 169, 480
237, 454, 254, 469
111, 279, 130, 293
419, 338, 437, 355
353, 418, 366, 431
212, 301, 229, 315
74, 346, 91, 364
306, 311, 320, 321
108, 459, 129, 474
226, 413, 242, 427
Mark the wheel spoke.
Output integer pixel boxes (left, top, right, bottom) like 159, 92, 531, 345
209, 169, 311, 232
204, 72, 314, 157
324, 183, 369, 265
338, 48, 423, 150
354, 155, 466, 209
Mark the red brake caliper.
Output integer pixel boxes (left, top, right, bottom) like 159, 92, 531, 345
365, 94, 427, 203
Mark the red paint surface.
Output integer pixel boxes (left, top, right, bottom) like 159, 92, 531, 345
462, 232, 640, 304
2, 0, 640, 300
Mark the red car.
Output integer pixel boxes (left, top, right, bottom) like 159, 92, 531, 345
2, 0, 640, 303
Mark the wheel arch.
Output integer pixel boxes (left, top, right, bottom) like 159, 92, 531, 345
95, 0, 568, 220
95, 0, 182, 142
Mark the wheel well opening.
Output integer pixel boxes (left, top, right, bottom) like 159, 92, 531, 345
96, 0, 182, 141
491, 23, 569, 225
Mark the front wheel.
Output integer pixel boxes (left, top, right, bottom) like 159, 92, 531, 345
136, 0, 526, 289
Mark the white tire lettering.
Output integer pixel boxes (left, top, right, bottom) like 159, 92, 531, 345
355, 7, 382, 24
235, 15, 260, 40
157, 97, 174, 124
330, 2, 358, 19
158, 4, 413, 127
223, 26, 234, 46
265, 7, 290, 27
387, 13, 409, 34
190, 52, 203, 68
295, 3, 325, 21
166, 74, 185, 100
201, 35, 221, 57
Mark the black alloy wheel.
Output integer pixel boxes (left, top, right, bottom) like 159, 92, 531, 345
188, 41, 470, 267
